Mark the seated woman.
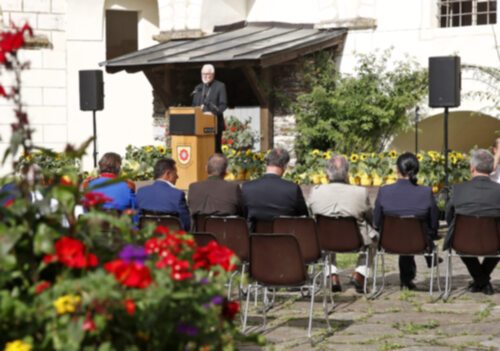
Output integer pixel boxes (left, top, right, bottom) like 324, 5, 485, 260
84, 152, 136, 213
373, 152, 439, 290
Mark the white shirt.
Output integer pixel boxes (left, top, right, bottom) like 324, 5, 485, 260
490, 166, 500, 183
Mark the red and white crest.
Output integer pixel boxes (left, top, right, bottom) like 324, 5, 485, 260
176, 146, 191, 165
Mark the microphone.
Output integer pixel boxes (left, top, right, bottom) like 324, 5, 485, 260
190, 85, 202, 96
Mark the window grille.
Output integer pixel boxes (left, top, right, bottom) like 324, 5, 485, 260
438, 0, 497, 27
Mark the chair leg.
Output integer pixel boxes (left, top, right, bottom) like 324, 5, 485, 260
369, 251, 379, 299
227, 270, 239, 300
444, 252, 452, 300
308, 283, 315, 338
363, 249, 370, 295
429, 252, 435, 296
242, 283, 254, 332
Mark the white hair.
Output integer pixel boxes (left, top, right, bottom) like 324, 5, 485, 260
201, 64, 215, 73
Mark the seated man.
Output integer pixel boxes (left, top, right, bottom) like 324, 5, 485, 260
242, 148, 308, 231
188, 153, 243, 224
85, 152, 136, 213
308, 155, 378, 293
137, 158, 190, 231
444, 149, 500, 295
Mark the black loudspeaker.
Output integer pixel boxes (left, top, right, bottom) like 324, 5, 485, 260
428, 56, 461, 108
79, 70, 104, 111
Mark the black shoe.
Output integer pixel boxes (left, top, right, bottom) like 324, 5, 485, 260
467, 281, 483, 293
350, 272, 365, 294
426, 255, 444, 268
330, 274, 342, 293
482, 283, 494, 295
400, 281, 417, 291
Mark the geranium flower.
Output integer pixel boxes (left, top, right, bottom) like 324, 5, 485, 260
124, 298, 136, 315
82, 316, 96, 332
222, 300, 240, 321
0, 85, 8, 98
104, 259, 152, 289
34, 281, 51, 294
193, 241, 236, 272
82, 192, 112, 208
43, 236, 98, 269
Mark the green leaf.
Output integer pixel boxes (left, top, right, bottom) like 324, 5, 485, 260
34, 223, 56, 255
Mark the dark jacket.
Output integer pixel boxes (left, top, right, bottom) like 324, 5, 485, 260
374, 179, 439, 242
242, 173, 308, 228
443, 175, 500, 249
136, 180, 191, 231
192, 80, 227, 133
188, 176, 243, 216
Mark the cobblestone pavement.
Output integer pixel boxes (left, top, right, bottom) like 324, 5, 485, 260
238, 241, 500, 351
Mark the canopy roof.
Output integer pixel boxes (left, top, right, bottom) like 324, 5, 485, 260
101, 21, 347, 73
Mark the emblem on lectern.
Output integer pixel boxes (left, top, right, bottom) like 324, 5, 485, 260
177, 146, 192, 165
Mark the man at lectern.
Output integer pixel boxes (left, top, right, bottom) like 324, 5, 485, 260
192, 64, 227, 153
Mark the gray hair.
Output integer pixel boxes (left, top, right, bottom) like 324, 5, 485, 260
326, 155, 349, 183
201, 64, 215, 73
470, 149, 494, 174
207, 153, 227, 176
265, 148, 290, 169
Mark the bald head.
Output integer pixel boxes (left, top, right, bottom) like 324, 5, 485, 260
207, 153, 227, 177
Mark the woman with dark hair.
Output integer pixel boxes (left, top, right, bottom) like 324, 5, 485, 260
84, 152, 136, 213
373, 152, 439, 290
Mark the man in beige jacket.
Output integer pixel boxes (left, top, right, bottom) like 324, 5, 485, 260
308, 154, 378, 293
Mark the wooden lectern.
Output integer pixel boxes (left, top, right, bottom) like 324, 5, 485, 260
169, 107, 216, 190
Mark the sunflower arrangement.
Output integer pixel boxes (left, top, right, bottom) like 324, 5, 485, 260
122, 144, 171, 180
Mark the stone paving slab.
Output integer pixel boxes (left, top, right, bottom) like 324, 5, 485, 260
240, 254, 500, 351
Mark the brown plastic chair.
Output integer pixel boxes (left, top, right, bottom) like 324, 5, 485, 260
139, 210, 182, 231
444, 214, 500, 300
273, 217, 321, 264
254, 219, 273, 234
191, 232, 218, 247
242, 234, 331, 338
204, 216, 250, 299
372, 215, 440, 298
315, 215, 370, 294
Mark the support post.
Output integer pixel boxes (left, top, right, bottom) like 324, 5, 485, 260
444, 106, 449, 201
415, 106, 419, 154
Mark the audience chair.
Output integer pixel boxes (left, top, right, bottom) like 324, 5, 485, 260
204, 216, 250, 299
315, 215, 370, 294
371, 215, 441, 298
444, 214, 500, 300
242, 234, 331, 338
254, 219, 273, 234
191, 232, 218, 247
139, 210, 182, 231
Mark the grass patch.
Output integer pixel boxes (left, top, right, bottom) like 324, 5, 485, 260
473, 302, 494, 322
378, 341, 403, 351
393, 320, 439, 334
399, 290, 416, 301
336, 253, 358, 269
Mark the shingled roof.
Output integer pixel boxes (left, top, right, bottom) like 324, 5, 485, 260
101, 21, 347, 73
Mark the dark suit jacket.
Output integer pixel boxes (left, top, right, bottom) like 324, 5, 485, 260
188, 176, 243, 216
192, 80, 227, 133
444, 176, 500, 249
374, 179, 439, 242
136, 180, 191, 231
242, 173, 308, 227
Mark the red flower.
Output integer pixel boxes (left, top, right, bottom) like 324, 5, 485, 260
124, 299, 136, 315
43, 236, 99, 269
222, 300, 240, 320
34, 281, 51, 294
230, 126, 237, 132
193, 241, 236, 272
228, 139, 234, 145
83, 316, 97, 332
221, 137, 227, 145
59, 175, 73, 186
82, 192, 112, 208
3, 198, 14, 208
104, 259, 152, 289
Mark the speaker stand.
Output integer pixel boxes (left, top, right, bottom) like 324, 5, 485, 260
92, 110, 98, 168
443, 106, 449, 202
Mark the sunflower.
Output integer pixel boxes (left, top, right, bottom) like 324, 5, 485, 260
156, 145, 166, 154
389, 150, 398, 159
221, 145, 229, 153
360, 153, 368, 161
350, 154, 359, 163
416, 153, 423, 161
310, 149, 321, 156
